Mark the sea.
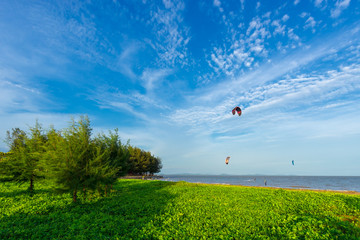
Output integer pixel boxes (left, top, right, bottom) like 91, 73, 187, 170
161, 175, 360, 192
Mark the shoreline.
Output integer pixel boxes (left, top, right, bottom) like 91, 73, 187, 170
119, 175, 163, 180
119, 175, 360, 195
161, 179, 360, 195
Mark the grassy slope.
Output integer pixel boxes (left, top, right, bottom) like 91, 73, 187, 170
0, 179, 359, 239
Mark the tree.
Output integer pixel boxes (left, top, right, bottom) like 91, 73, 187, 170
0, 122, 47, 193
1, 115, 163, 200
43, 126, 65, 180
149, 155, 162, 175
128, 146, 162, 175
50, 116, 92, 202
48, 116, 117, 202
94, 129, 130, 195
128, 146, 142, 175
0, 151, 13, 181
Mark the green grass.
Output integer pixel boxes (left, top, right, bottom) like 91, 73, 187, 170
1, 179, 359, 239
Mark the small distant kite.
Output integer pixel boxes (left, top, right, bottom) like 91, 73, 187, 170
292, 160, 295, 166
225, 156, 230, 165
232, 106, 242, 116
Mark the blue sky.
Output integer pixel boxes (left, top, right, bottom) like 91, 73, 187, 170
0, 0, 359, 175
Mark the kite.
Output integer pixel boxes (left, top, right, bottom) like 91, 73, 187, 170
225, 156, 230, 165
232, 106, 242, 116
292, 160, 295, 166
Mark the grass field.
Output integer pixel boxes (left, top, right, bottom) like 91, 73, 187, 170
1, 179, 359, 239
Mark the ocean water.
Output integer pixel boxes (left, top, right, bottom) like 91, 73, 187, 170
162, 175, 360, 192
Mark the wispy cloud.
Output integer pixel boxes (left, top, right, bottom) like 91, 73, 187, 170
167, 22, 360, 138
0, 80, 40, 113
331, 0, 351, 18
315, 0, 323, 7
140, 68, 172, 92
116, 43, 142, 79
0, 67, 60, 114
304, 16, 317, 32
213, 0, 224, 12
272, 20, 286, 36
88, 83, 171, 123
282, 14, 290, 22
206, 10, 304, 77
0, 0, 359, 175
168, 63, 360, 141
148, 0, 190, 66
314, 0, 328, 9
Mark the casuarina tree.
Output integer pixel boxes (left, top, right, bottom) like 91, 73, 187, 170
0, 121, 47, 194
47, 116, 118, 202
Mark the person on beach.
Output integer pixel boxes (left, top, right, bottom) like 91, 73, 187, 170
264, 179, 267, 186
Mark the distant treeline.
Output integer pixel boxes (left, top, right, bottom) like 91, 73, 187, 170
0, 116, 162, 202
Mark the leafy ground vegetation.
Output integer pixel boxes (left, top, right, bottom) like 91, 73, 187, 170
1, 179, 359, 239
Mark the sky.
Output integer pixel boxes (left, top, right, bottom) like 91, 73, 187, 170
0, 0, 359, 176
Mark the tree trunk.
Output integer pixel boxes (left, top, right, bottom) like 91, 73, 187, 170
29, 177, 34, 192
73, 188, 78, 202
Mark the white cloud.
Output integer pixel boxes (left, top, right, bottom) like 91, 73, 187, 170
233, 49, 250, 62
240, 0, 245, 10
315, 0, 324, 7
213, 0, 224, 12
208, 47, 241, 75
213, 0, 221, 7
282, 14, 290, 22
0, 80, 40, 113
149, 0, 190, 66
207, 8, 320, 76
205, 35, 355, 105
272, 20, 286, 35
331, 0, 351, 18
300, 12, 308, 18
140, 68, 172, 92
162, 0, 173, 8
287, 28, 300, 42
168, 63, 360, 142
207, 14, 275, 74
250, 41, 265, 53
0, 67, 59, 115
294, 0, 300, 5
88, 83, 171, 123
304, 16, 317, 32
256, 2, 261, 10
116, 43, 141, 79
170, 22, 360, 135
300, 13, 316, 33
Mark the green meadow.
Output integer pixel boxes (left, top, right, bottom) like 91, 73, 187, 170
1, 179, 359, 239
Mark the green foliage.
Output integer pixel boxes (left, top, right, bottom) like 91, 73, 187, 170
1, 180, 359, 239
128, 146, 162, 175
94, 129, 130, 179
47, 116, 117, 202
0, 121, 47, 192
1, 116, 162, 202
